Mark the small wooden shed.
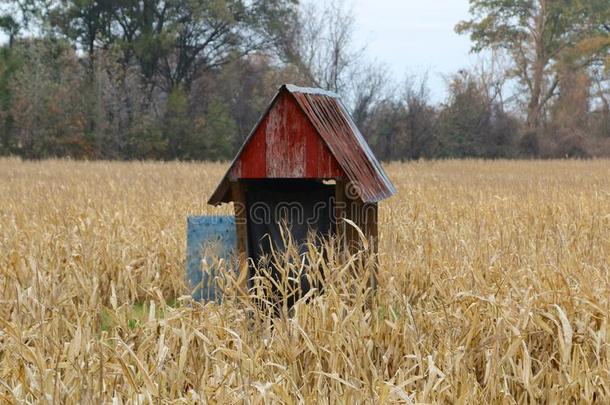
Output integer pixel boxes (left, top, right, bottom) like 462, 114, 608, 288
208, 84, 395, 275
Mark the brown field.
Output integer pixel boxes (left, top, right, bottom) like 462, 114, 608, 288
1, 158, 609, 403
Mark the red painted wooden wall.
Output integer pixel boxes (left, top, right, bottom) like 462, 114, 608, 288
230, 92, 344, 180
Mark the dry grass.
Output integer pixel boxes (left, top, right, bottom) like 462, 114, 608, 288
1, 158, 609, 403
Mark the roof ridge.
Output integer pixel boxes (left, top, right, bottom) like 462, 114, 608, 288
284, 84, 340, 98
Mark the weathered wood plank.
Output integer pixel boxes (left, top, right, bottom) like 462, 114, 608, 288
231, 181, 250, 295
233, 91, 342, 180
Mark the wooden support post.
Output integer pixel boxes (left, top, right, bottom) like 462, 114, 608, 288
363, 202, 379, 254
341, 183, 379, 293
364, 202, 379, 291
231, 181, 249, 295
334, 178, 347, 256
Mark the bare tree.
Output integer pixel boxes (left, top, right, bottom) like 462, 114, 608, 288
590, 67, 610, 139
283, 0, 361, 92
402, 73, 438, 159
280, 0, 389, 121
349, 63, 390, 128
457, 0, 610, 130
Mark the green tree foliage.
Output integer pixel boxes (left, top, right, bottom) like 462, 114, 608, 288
9, 39, 93, 158
161, 86, 236, 161
0, 15, 21, 154
365, 99, 407, 161
438, 72, 519, 158
0, 14, 20, 47
0, 45, 19, 155
44, 0, 298, 89
363, 77, 438, 160
201, 99, 238, 160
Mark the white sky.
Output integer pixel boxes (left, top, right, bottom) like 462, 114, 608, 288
350, 0, 479, 101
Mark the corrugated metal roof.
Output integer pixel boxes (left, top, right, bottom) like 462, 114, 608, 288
208, 84, 396, 205
288, 87, 395, 203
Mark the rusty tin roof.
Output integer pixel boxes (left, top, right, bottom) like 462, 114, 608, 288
208, 84, 396, 205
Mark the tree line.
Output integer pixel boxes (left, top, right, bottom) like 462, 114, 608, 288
0, 0, 609, 161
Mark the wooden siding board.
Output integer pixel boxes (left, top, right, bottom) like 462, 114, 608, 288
304, 124, 319, 177
242, 117, 267, 178
265, 93, 306, 177
236, 91, 342, 180
285, 94, 306, 177
265, 93, 283, 177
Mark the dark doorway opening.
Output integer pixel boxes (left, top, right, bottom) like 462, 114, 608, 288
244, 179, 336, 309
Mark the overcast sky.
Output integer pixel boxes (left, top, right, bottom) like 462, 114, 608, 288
349, 0, 479, 101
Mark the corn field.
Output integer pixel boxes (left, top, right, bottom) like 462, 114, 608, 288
1, 158, 609, 403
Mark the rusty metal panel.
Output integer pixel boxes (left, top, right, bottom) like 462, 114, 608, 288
304, 113, 343, 178
289, 88, 395, 203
